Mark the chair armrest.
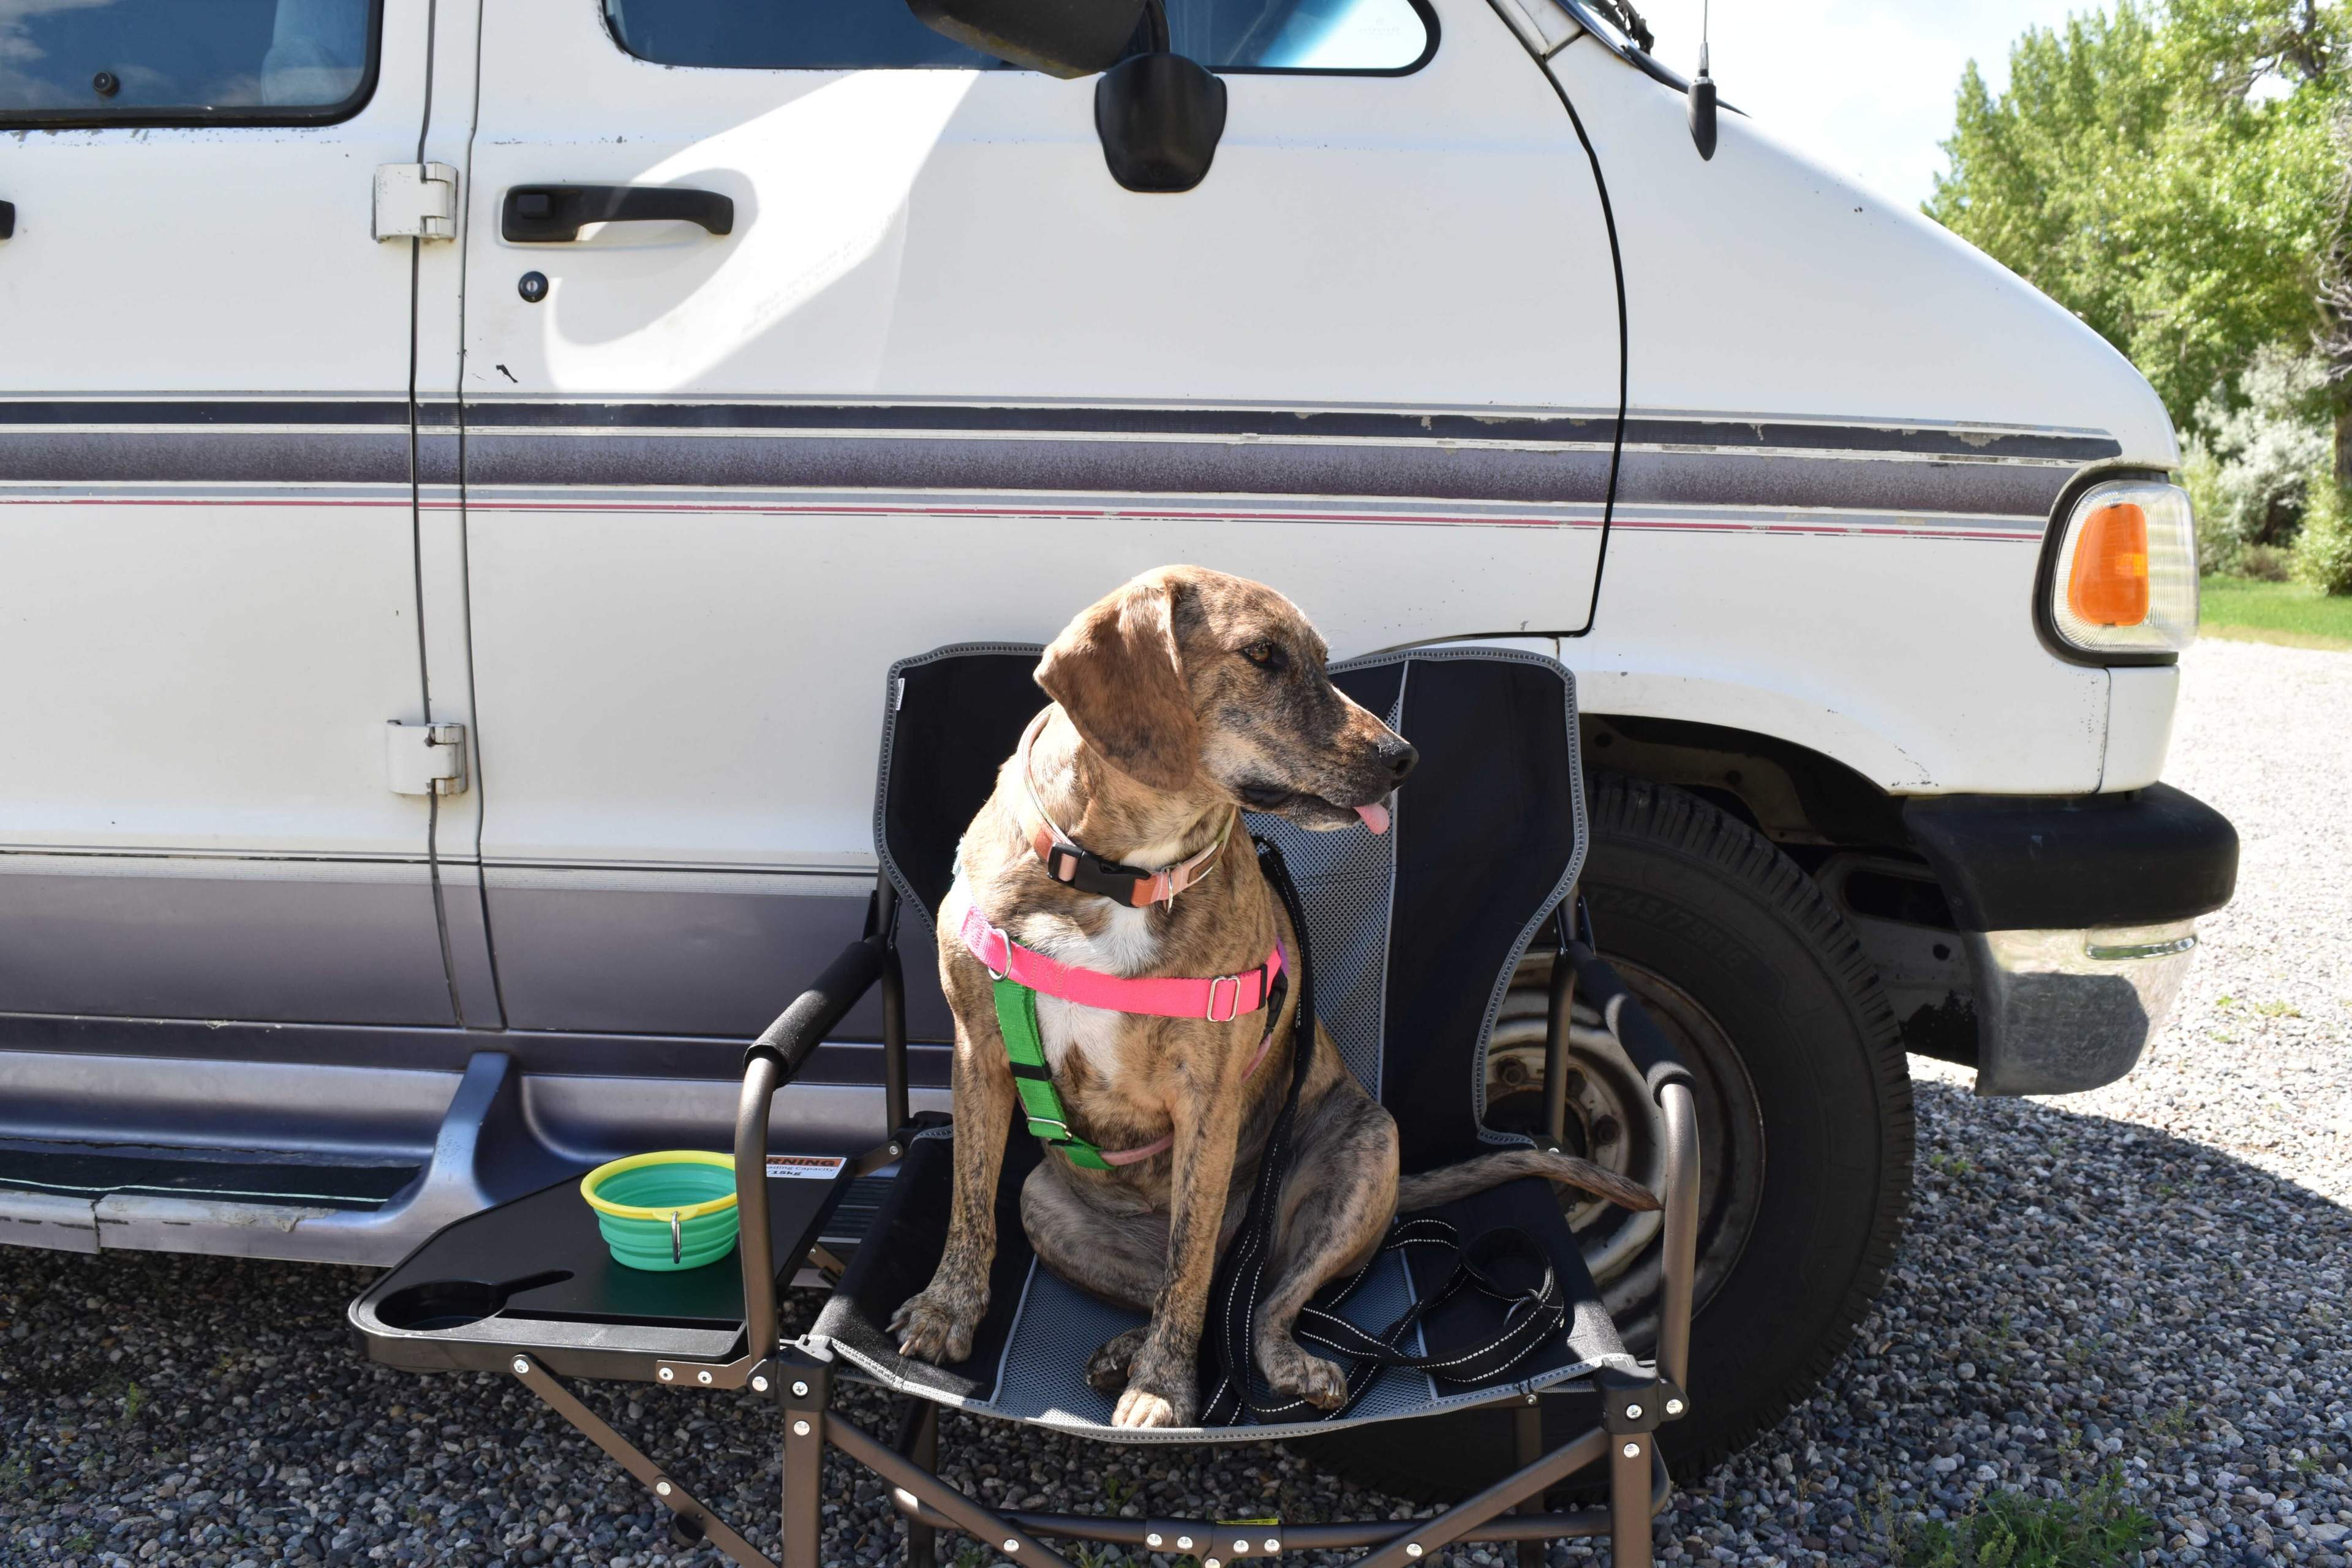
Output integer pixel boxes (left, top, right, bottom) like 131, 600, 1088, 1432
1566, 942, 1700, 1391
737, 932, 888, 1360
1652, 1079, 1700, 1392
744, 933, 888, 1079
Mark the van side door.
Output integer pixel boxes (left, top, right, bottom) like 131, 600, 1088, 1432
0, 0, 454, 1027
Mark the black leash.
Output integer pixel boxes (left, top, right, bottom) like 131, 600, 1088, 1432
1201, 837, 1570, 1426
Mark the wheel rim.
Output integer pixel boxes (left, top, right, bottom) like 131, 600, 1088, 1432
1487, 949, 1765, 1351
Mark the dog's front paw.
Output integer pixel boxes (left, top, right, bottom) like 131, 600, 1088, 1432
1259, 1334, 1349, 1411
1111, 1382, 1196, 1429
1085, 1327, 1150, 1396
889, 1284, 984, 1365
1110, 1341, 1198, 1429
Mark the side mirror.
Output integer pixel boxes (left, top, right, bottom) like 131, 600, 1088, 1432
1095, 50, 1226, 192
910, 0, 1229, 194
908, 0, 1147, 78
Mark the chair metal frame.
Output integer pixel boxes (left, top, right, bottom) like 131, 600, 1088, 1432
445, 868, 1700, 1568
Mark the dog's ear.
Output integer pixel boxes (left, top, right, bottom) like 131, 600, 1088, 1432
1036, 575, 1198, 793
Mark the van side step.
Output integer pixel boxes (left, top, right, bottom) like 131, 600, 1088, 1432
0, 1049, 574, 1263
0, 1139, 422, 1210
0, 1046, 925, 1265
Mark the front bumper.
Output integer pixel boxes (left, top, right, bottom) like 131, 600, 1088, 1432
1962, 921, 2199, 1095
1899, 785, 2237, 1095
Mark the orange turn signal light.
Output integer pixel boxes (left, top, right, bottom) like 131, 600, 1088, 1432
2067, 502, 2150, 627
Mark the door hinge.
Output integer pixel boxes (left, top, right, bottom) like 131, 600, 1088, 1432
386, 722, 469, 796
372, 163, 458, 241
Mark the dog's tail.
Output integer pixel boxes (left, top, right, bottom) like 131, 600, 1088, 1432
1395, 1148, 1659, 1213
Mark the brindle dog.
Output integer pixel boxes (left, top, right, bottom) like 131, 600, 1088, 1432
891, 566, 1658, 1430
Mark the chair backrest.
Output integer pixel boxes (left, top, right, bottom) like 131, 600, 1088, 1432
874, 644, 1586, 1171
874, 643, 1049, 931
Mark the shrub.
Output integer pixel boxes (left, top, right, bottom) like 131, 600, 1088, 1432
2185, 348, 2332, 573
2236, 541, 2296, 581
2293, 464, 2352, 596
2182, 436, 2235, 573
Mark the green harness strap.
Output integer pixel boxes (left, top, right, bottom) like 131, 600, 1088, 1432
990, 977, 1113, 1170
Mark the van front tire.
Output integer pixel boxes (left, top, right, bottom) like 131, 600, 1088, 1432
1294, 775, 1915, 1498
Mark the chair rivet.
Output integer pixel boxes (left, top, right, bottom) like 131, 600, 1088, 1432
792, 1419, 811, 1436
1622, 1441, 1642, 1458
1666, 1397, 1685, 1415
1406, 1545, 1424, 1559
1624, 1403, 1643, 1420
658, 1366, 674, 1382
698, 1370, 713, 1384
1003, 1540, 1020, 1554
1206, 1559, 1221, 1568
752, 1376, 769, 1393
511, 1357, 530, 1376
655, 1480, 672, 1497
792, 1381, 810, 1397
1265, 1540, 1280, 1553
1177, 1537, 1193, 1551
1235, 1539, 1250, 1554
1146, 1534, 1163, 1548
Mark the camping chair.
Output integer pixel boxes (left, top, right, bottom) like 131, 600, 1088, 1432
351, 643, 1699, 1568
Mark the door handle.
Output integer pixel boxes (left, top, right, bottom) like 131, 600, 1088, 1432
1, 200, 14, 241
501, 184, 734, 243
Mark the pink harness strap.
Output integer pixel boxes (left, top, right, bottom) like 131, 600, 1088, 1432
946, 883, 1284, 1023
943, 880, 1287, 1166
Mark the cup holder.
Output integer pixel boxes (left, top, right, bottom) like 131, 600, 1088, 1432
375, 1270, 572, 1332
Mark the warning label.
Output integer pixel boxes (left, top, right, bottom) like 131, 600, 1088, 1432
765, 1154, 848, 1181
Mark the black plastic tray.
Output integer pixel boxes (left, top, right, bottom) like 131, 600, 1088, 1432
350, 1164, 852, 1382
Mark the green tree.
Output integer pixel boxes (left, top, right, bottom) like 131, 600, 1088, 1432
1926, 1, 2350, 448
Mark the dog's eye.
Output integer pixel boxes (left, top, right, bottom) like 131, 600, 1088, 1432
1240, 641, 1286, 671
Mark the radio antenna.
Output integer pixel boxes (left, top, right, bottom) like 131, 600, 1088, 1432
1689, 0, 1719, 159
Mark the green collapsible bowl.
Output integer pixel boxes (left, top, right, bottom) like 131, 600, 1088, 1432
579, 1151, 740, 1272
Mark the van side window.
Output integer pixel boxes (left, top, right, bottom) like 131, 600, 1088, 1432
601, 0, 1435, 75
0, 0, 379, 125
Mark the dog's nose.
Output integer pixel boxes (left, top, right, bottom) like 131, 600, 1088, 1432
1379, 736, 1419, 781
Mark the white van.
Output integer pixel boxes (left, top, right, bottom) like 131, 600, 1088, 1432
0, 0, 2234, 1490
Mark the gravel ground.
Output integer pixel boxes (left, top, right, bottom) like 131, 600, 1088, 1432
4, 637, 2349, 1568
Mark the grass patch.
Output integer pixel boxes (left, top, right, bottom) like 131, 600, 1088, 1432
1899, 1471, 2155, 1568
2199, 575, 2352, 650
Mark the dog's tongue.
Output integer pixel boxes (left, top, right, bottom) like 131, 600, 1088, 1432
1354, 801, 1391, 835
